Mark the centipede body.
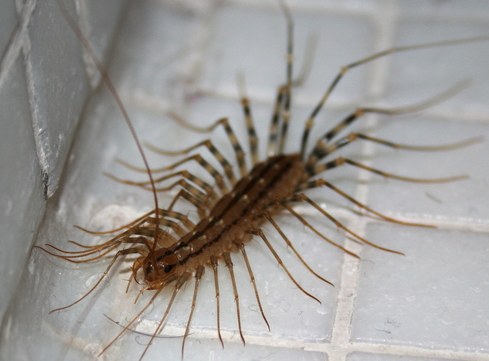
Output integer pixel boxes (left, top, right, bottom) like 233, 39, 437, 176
2, 1, 489, 361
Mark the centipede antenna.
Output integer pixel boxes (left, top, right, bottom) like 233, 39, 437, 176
55, 0, 161, 265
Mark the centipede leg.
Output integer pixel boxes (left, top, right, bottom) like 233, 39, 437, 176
146, 139, 237, 186
262, 212, 334, 286
305, 90, 467, 167
250, 228, 321, 304
181, 265, 205, 358
311, 156, 467, 183
293, 178, 435, 228
138, 272, 191, 361
237, 74, 259, 167
117, 154, 229, 194
277, 0, 293, 155
279, 202, 360, 259
223, 252, 245, 345
299, 38, 482, 159
234, 241, 270, 331
47, 247, 143, 312
210, 255, 224, 348
167, 188, 209, 219
292, 193, 404, 255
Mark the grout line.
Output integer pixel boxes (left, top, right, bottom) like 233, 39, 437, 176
179, 326, 489, 361
326, 2, 402, 361
0, 0, 36, 88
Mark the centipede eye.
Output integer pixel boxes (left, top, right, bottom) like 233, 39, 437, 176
164, 264, 174, 273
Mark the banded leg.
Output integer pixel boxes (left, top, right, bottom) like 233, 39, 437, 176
250, 228, 321, 304
234, 241, 270, 330
117, 154, 229, 194
115, 272, 191, 361
146, 218, 188, 238
275, 2, 318, 156
135, 178, 212, 211
106, 170, 218, 203
146, 139, 236, 186
210, 255, 224, 348
307, 132, 483, 174
46, 247, 143, 313
166, 113, 248, 178
306, 82, 469, 167
223, 252, 245, 345
237, 73, 259, 166
277, 0, 293, 155
268, 85, 286, 157
182, 265, 205, 358
278, 202, 360, 259
167, 188, 209, 219
40, 235, 152, 262
291, 193, 404, 255
293, 178, 435, 228
262, 212, 334, 285
311, 156, 468, 183
299, 37, 486, 158
74, 206, 198, 237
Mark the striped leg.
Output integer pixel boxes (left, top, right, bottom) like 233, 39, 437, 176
146, 139, 236, 186
234, 240, 270, 331
293, 178, 434, 228
299, 38, 483, 158
306, 82, 469, 167
310, 156, 468, 183
210, 255, 224, 348
291, 193, 404, 255
278, 202, 359, 259
223, 252, 245, 345
181, 265, 205, 358
166, 113, 248, 178
237, 73, 259, 167
262, 212, 334, 286
117, 154, 229, 194
250, 228, 321, 303
106, 170, 218, 203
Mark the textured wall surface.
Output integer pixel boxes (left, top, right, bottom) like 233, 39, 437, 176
0, 0, 128, 333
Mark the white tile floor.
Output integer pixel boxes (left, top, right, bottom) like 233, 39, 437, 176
2, 0, 489, 360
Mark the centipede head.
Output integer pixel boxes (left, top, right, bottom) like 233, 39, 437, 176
143, 248, 178, 285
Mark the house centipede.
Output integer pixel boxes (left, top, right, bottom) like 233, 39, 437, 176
20, 1, 489, 361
